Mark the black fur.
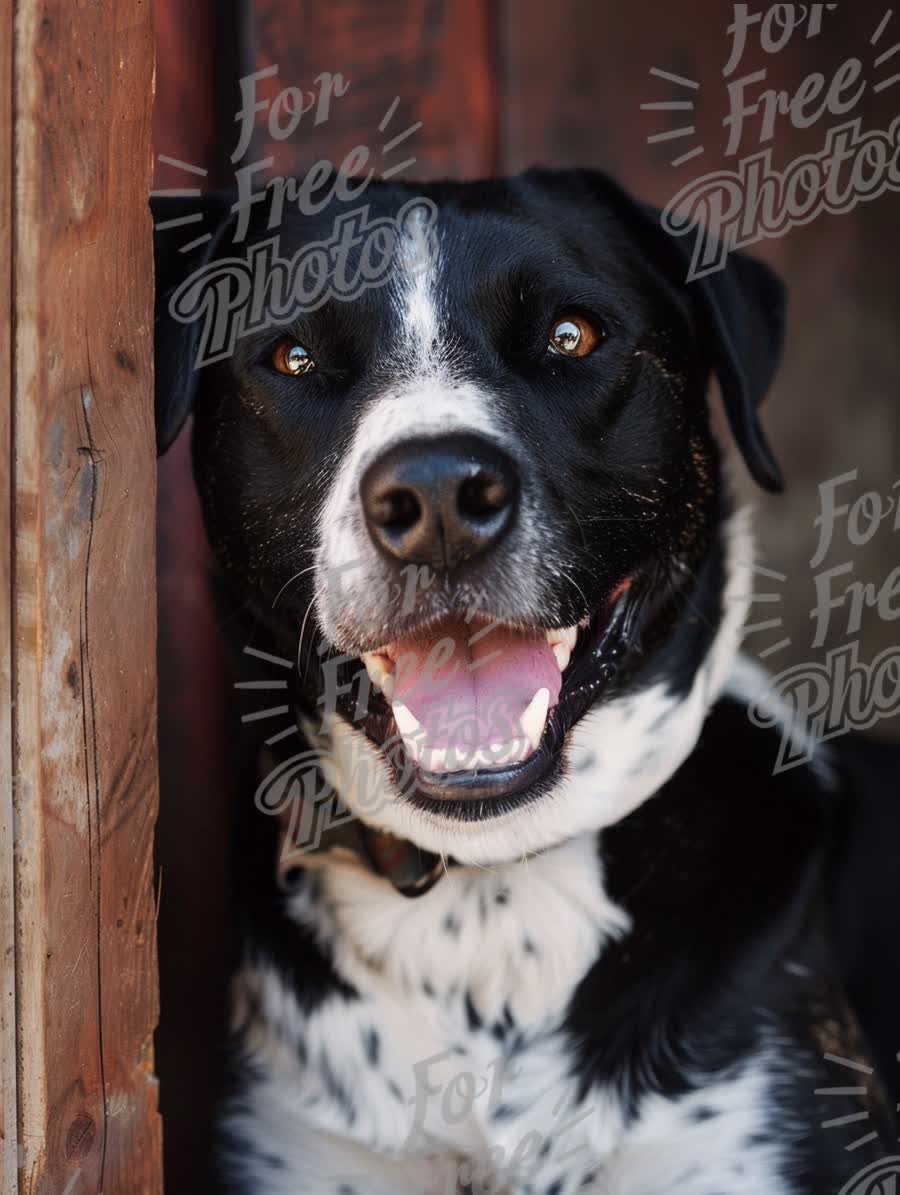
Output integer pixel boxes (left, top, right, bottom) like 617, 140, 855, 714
152, 169, 898, 1194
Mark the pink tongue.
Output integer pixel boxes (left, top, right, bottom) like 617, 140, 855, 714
391, 619, 562, 752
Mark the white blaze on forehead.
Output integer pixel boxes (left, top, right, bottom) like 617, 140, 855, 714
393, 203, 444, 376
314, 212, 522, 642
313, 202, 553, 649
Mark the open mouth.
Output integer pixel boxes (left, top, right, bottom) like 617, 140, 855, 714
350, 577, 640, 815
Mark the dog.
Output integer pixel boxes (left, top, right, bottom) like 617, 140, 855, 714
152, 169, 900, 1194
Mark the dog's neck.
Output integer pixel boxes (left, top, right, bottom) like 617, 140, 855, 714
281, 831, 633, 1028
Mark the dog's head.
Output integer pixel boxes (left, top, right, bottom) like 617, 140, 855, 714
153, 169, 785, 865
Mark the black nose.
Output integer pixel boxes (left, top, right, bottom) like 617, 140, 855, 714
360, 434, 520, 570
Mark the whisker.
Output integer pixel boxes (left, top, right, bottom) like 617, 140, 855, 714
273, 563, 318, 610
297, 595, 318, 679
559, 568, 590, 614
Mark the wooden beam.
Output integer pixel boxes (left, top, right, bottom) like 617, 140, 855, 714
1, 0, 17, 1183
9, 0, 163, 1191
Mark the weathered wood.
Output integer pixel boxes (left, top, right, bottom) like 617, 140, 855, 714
1, 0, 17, 1185
10, 0, 163, 1191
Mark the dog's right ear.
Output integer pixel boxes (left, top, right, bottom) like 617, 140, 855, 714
150, 192, 237, 454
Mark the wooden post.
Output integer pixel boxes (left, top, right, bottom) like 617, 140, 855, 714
4, 0, 163, 1192
1, 0, 16, 1184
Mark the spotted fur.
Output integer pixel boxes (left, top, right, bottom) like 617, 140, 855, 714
150, 171, 899, 1193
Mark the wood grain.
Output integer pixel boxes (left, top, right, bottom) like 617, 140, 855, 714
10, 0, 163, 1191
1, 0, 17, 1184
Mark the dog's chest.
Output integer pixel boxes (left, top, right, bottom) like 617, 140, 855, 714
232, 836, 788, 1192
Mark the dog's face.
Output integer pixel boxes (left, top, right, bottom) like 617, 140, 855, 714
153, 169, 784, 864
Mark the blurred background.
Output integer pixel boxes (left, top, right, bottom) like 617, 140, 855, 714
152, 2, 900, 1189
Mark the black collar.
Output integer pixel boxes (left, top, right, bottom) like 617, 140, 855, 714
260, 743, 451, 898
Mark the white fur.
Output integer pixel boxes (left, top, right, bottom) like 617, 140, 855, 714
224, 835, 786, 1195
313, 219, 553, 647
222, 503, 807, 1193
394, 203, 443, 375
313, 509, 756, 866
314, 832, 631, 1024
599, 1058, 787, 1194
313, 378, 507, 644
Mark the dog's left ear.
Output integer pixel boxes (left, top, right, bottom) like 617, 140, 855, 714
577, 171, 787, 493
677, 233, 786, 493
150, 192, 237, 454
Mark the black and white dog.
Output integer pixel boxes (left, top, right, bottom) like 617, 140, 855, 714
152, 170, 899, 1194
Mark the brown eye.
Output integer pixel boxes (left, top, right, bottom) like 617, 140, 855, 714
272, 340, 316, 376
549, 315, 601, 358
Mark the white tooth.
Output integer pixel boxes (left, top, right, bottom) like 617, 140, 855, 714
545, 625, 578, 651
489, 738, 531, 768
421, 746, 448, 773
445, 744, 473, 773
425, 739, 532, 774
512, 736, 533, 764
552, 643, 571, 672
392, 701, 424, 761
474, 744, 508, 770
402, 735, 422, 765
392, 700, 422, 738
519, 687, 550, 753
